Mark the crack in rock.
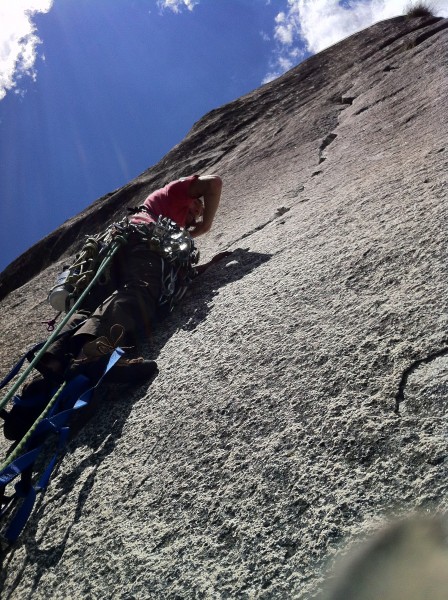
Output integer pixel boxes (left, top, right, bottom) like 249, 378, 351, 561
395, 343, 448, 414
354, 85, 408, 116
411, 19, 448, 48
224, 207, 292, 249
318, 133, 338, 164
359, 17, 442, 62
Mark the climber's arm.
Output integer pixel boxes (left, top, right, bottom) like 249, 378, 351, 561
195, 251, 233, 275
188, 175, 222, 238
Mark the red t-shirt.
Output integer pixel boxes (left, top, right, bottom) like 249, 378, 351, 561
130, 175, 199, 228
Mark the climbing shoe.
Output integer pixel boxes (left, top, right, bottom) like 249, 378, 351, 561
68, 325, 158, 384
67, 354, 158, 384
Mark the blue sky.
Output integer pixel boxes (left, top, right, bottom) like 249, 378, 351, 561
1, 0, 447, 272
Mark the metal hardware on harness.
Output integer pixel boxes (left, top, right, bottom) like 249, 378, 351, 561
158, 252, 198, 312
128, 215, 200, 312
131, 215, 199, 267
125, 215, 199, 312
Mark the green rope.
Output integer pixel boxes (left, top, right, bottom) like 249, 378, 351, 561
0, 381, 67, 473
0, 234, 127, 414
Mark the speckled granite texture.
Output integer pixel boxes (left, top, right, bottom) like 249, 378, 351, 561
0, 15, 447, 600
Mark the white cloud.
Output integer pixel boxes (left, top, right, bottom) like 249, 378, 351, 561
157, 0, 199, 13
274, 10, 296, 44
265, 0, 448, 82
0, 0, 54, 100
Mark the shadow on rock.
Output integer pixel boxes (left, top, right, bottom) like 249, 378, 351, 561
149, 248, 272, 353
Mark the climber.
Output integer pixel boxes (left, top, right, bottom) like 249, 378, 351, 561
34, 174, 224, 385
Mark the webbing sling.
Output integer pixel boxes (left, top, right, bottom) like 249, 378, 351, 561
0, 348, 124, 542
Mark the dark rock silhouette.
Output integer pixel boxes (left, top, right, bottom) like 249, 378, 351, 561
0, 15, 447, 599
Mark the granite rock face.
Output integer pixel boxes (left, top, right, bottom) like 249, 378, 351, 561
0, 15, 447, 599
